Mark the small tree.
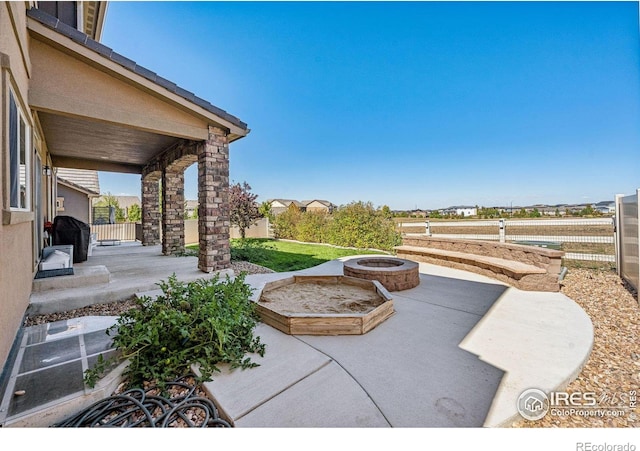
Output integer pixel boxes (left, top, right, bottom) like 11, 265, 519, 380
128, 204, 142, 222
259, 201, 273, 220
115, 206, 126, 223
229, 182, 261, 239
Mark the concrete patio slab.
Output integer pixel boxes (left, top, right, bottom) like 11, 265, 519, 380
298, 276, 507, 427
459, 288, 594, 427
200, 324, 332, 423
235, 361, 390, 427
204, 257, 593, 428
28, 244, 233, 315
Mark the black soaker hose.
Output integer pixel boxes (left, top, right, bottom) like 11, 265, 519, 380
52, 375, 231, 428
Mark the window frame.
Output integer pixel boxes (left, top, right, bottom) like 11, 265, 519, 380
8, 88, 31, 212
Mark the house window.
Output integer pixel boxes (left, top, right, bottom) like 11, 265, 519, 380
8, 91, 31, 210
57, 197, 65, 211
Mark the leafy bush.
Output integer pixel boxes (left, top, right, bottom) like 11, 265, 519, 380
326, 201, 401, 251
270, 200, 401, 251
271, 204, 302, 239
296, 210, 329, 243
84, 273, 265, 390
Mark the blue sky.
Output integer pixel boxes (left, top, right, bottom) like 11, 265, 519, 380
98, 1, 640, 210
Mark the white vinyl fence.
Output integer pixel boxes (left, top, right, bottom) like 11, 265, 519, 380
399, 217, 615, 262
616, 190, 640, 295
90, 222, 138, 243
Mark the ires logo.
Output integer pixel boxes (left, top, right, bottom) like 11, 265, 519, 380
548, 391, 597, 406
517, 389, 632, 421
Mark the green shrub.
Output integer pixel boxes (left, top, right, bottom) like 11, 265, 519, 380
272, 204, 302, 239
326, 201, 401, 251
84, 273, 265, 390
270, 201, 401, 251
296, 210, 329, 243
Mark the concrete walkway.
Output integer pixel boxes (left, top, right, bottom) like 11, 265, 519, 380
28, 243, 232, 315
203, 258, 594, 428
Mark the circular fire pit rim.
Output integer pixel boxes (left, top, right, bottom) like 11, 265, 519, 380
343, 256, 420, 292
348, 257, 416, 272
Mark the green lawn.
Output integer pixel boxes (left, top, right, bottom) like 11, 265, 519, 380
187, 239, 386, 272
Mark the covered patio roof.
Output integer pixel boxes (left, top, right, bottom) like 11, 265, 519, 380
26, 7, 249, 174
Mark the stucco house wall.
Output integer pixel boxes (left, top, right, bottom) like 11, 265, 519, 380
56, 183, 90, 224
0, 2, 39, 374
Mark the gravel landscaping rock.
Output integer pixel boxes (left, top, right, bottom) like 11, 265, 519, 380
512, 268, 639, 428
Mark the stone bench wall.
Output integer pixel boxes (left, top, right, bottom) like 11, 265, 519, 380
397, 236, 565, 292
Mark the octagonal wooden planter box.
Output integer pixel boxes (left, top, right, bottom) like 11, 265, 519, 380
256, 275, 394, 335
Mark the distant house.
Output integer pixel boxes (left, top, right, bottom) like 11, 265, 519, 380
441, 206, 477, 217
302, 199, 336, 214
56, 168, 100, 224
114, 196, 141, 219
267, 199, 307, 215
595, 200, 615, 214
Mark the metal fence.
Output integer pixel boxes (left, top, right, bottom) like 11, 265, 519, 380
90, 222, 139, 243
398, 217, 615, 262
616, 190, 639, 294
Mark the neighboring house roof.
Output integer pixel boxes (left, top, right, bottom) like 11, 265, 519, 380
302, 200, 335, 208
114, 196, 141, 211
185, 200, 199, 209
268, 199, 305, 208
56, 168, 100, 195
26, 7, 248, 132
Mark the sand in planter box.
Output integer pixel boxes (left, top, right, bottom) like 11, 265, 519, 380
259, 282, 384, 314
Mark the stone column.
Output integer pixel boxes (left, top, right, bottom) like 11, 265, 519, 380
141, 173, 161, 246
198, 125, 230, 273
162, 169, 185, 255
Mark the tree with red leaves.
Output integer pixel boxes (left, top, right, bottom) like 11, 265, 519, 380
229, 181, 261, 239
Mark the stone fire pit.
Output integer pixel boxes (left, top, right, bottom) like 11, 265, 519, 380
343, 257, 420, 291
257, 275, 394, 335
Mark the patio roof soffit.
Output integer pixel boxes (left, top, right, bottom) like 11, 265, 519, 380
26, 9, 249, 142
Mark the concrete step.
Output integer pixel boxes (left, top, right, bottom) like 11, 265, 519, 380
134, 289, 163, 300
32, 265, 111, 292
27, 268, 234, 316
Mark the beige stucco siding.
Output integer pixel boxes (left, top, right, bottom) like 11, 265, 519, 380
1, 2, 31, 95
28, 38, 209, 140
0, 3, 35, 370
0, 223, 34, 370
57, 184, 90, 224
